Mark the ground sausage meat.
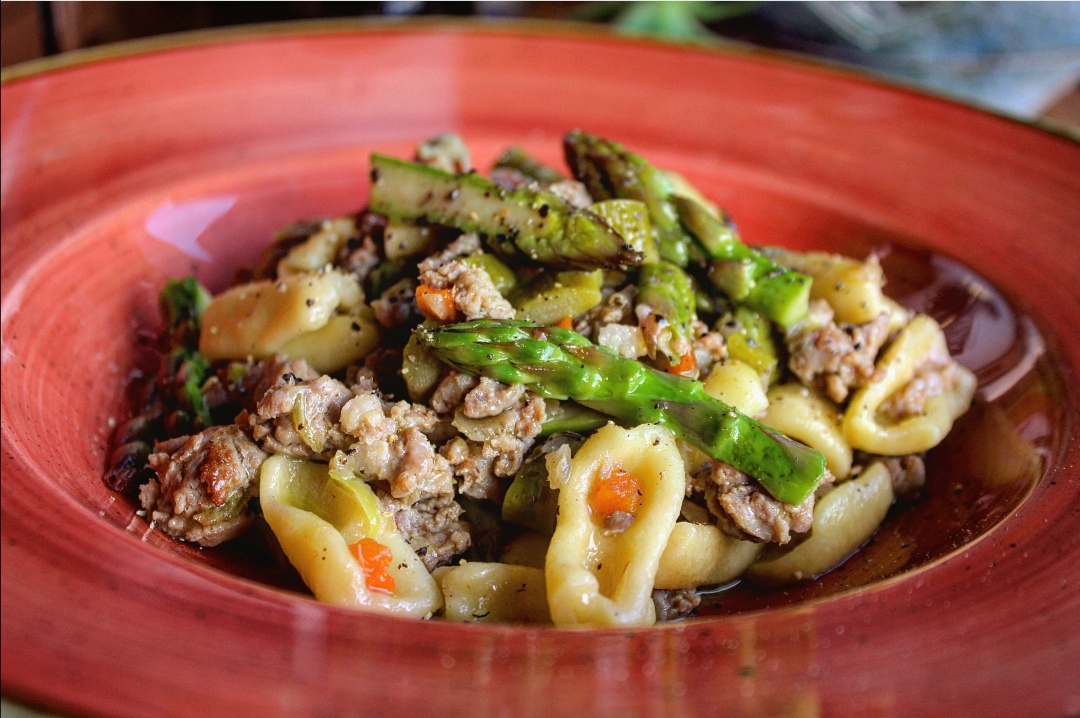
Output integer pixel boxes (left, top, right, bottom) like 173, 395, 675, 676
337, 391, 455, 503
249, 372, 355, 461
142, 425, 267, 547
246, 355, 321, 411
652, 589, 701, 621
380, 492, 472, 571
371, 278, 419, 329
693, 319, 728, 379
429, 370, 479, 415
874, 454, 927, 498
786, 299, 891, 404
881, 348, 961, 421
419, 259, 515, 321
337, 234, 381, 284
417, 233, 481, 275
573, 286, 636, 341
463, 377, 528, 419
443, 391, 546, 500
692, 461, 817, 544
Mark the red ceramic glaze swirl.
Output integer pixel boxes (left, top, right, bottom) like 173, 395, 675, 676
2, 22, 1079, 718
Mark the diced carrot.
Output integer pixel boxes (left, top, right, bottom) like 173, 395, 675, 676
555, 316, 574, 330
349, 537, 396, 595
415, 285, 459, 322
659, 350, 697, 377
589, 466, 642, 519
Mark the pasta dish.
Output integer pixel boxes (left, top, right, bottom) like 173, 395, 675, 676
105, 132, 976, 625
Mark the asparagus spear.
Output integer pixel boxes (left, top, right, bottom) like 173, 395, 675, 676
160, 276, 211, 349
675, 196, 812, 328
636, 259, 697, 369
415, 320, 826, 505
540, 400, 608, 437
368, 154, 643, 271
563, 130, 693, 266
159, 277, 214, 430
107, 278, 213, 491
562, 131, 812, 327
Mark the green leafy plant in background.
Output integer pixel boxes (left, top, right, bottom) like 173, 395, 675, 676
576, 2, 759, 42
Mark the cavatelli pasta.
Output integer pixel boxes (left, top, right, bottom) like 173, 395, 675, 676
200, 269, 372, 373
746, 461, 894, 584
545, 423, 685, 627
259, 455, 442, 617
654, 522, 762, 590
843, 315, 976, 455
113, 131, 982, 625
433, 562, 549, 623
761, 383, 853, 480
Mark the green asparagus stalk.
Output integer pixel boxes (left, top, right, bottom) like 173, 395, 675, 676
160, 276, 211, 349
493, 146, 566, 185
415, 320, 826, 505
368, 154, 643, 271
675, 196, 811, 328
563, 130, 694, 266
719, 305, 780, 385
540, 400, 608, 437
159, 277, 213, 430
636, 259, 697, 368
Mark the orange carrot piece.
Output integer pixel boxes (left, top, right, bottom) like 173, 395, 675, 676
555, 316, 574, 330
415, 285, 458, 322
589, 466, 642, 519
349, 537, 396, 595
660, 350, 697, 377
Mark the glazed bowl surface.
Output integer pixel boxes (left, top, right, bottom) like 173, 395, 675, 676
2, 21, 1078, 718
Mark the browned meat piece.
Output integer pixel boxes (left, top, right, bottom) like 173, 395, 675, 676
652, 589, 700, 622
245, 354, 321, 407
874, 454, 927, 498
141, 426, 267, 547
333, 211, 386, 284
882, 348, 961, 421
442, 392, 546, 501
692, 319, 728, 378
429, 371, 479, 415
691, 461, 816, 544
419, 259, 515, 321
380, 492, 472, 571
337, 234, 381, 283
573, 286, 636, 341
463, 377, 527, 419
417, 233, 481, 274
371, 278, 419, 329
249, 373, 355, 461
787, 300, 890, 404
337, 391, 455, 503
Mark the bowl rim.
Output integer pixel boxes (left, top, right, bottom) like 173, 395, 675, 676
4, 15, 1078, 143
3, 20, 1079, 717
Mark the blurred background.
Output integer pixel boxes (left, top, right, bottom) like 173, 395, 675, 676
2, 1, 1080, 130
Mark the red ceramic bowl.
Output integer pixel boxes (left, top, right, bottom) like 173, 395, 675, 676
3, 21, 1078, 718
